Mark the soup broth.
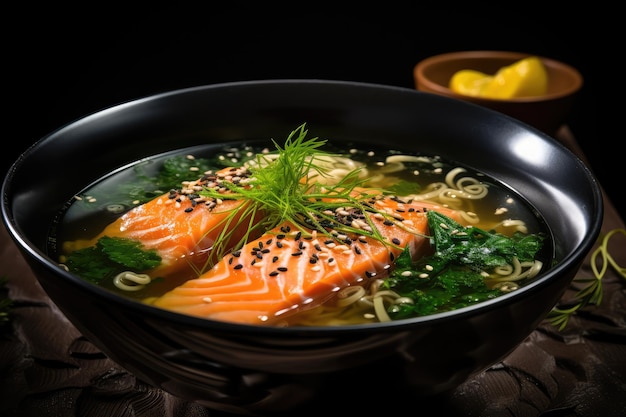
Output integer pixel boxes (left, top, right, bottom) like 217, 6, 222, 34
49, 130, 553, 326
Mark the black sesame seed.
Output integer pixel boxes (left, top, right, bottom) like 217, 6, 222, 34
276, 241, 283, 248
269, 271, 279, 277
184, 207, 194, 213
277, 267, 288, 272
292, 251, 303, 257
234, 264, 243, 270
272, 256, 279, 263
392, 238, 401, 245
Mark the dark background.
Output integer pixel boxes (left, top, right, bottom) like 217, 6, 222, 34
6, 7, 610, 216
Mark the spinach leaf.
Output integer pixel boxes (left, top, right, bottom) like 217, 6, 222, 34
64, 236, 162, 283
384, 210, 545, 319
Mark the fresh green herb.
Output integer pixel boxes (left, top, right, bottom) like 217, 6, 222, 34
64, 236, 162, 283
548, 228, 626, 330
383, 210, 546, 319
198, 124, 397, 260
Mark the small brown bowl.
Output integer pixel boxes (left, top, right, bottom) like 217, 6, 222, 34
413, 50, 583, 135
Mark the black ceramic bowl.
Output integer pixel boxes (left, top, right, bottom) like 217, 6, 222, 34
1, 80, 603, 416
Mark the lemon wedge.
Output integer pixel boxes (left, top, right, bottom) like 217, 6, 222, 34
449, 56, 548, 99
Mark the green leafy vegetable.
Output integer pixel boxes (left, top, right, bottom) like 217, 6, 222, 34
64, 236, 162, 283
383, 210, 546, 319
124, 155, 217, 204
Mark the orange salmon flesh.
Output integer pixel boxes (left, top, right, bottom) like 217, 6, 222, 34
62, 167, 264, 278
149, 198, 462, 325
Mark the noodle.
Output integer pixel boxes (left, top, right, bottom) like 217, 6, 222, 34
113, 272, 152, 291
487, 258, 544, 283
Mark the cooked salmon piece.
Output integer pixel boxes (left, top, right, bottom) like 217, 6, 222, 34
62, 166, 263, 278
149, 197, 462, 325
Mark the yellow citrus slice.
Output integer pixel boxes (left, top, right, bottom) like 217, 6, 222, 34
449, 69, 494, 97
449, 56, 548, 99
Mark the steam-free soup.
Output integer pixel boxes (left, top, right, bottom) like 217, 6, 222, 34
49, 125, 552, 326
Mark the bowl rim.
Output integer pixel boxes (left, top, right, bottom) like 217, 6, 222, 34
413, 50, 584, 103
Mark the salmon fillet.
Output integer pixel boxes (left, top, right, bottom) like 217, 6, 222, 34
62, 167, 263, 278
149, 197, 462, 325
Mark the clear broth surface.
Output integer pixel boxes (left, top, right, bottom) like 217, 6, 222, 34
48, 139, 554, 324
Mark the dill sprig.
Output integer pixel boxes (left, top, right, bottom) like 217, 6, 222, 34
197, 124, 401, 267
547, 228, 626, 330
